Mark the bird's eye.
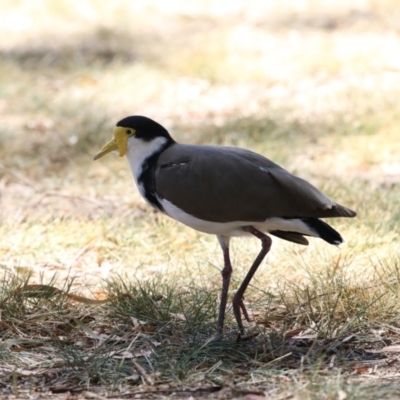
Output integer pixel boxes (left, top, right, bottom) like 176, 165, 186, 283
126, 129, 133, 135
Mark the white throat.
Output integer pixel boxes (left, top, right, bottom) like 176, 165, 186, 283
125, 135, 167, 183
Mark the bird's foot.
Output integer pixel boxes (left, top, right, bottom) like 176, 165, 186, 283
236, 330, 259, 342
232, 294, 253, 335
237, 297, 251, 322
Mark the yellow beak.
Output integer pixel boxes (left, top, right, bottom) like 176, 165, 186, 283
93, 127, 129, 160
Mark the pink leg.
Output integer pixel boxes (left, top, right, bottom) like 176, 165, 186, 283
232, 226, 272, 333
216, 236, 232, 334
238, 298, 250, 322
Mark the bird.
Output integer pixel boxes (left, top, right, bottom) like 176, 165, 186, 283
94, 115, 356, 335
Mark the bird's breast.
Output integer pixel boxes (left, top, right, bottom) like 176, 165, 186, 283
158, 197, 251, 236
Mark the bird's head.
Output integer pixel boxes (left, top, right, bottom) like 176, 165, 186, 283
94, 115, 173, 160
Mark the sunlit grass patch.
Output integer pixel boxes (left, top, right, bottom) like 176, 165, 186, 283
278, 257, 400, 337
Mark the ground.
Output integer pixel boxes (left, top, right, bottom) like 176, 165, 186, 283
0, 1, 400, 399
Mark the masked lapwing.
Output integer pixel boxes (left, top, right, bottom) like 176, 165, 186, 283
94, 115, 356, 334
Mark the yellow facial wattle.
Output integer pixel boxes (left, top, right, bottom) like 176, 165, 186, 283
93, 127, 135, 160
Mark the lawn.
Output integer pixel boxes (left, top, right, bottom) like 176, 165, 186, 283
1, 0, 400, 398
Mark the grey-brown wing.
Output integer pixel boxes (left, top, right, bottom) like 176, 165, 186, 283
155, 144, 356, 223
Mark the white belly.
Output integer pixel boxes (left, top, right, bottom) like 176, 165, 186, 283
159, 198, 317, 238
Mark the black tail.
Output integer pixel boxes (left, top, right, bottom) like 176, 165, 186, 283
269, 231, 309, 245
301, 218, 343, 245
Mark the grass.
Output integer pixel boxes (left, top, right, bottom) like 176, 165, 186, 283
1, 0, 400, 398
1, 258, 400, 398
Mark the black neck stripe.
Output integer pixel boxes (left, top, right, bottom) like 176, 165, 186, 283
137, 142, 173, 212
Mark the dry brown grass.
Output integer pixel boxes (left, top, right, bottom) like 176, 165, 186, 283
1, 0, 400, 398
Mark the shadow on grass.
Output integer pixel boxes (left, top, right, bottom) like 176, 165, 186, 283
0, 260, 400, 396
0, 27, 146, 71
0, 111, 335, 174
